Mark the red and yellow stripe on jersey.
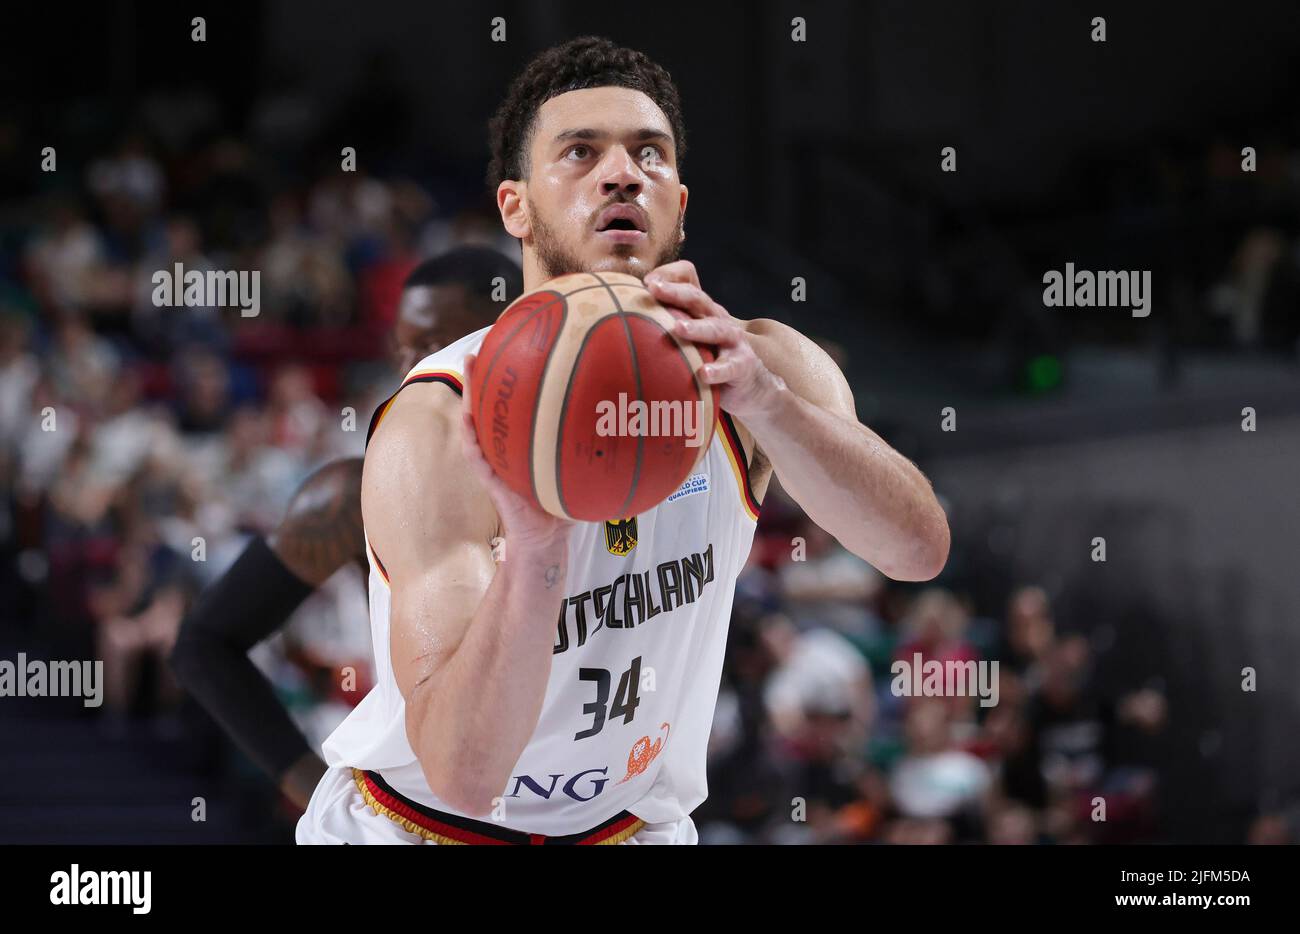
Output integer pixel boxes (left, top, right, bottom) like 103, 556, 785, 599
365, 369, 464, 450
718, 412, 762, 521
353, 768, 645, 844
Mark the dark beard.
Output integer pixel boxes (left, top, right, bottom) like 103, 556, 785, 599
531, 206, 683, 281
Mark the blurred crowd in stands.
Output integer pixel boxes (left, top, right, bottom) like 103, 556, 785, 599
2, 83, 1297, 843
0, 106, 519, 757
702, 515, 1173, 844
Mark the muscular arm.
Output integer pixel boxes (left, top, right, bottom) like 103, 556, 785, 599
170, 458, 365, 808
646, 263, 948, 581
366, 381, 569, 816
738, 319, 950, 581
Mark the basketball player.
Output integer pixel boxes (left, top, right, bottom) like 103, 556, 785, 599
297, 36, 949, 844
170, 247, 523, 809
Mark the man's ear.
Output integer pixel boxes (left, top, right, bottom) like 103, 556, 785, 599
678, 183, 689, 240
498, 180, 530, 240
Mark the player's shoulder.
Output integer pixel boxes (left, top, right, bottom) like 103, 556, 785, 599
361, 381, 469, 550
740, 317, 854, 416
362, 332, 497, 561
368, 374, 462, 460
741, 317, 835, 376
740, 316, 796, 340
369, 325, 492, 453
366, 327, 496, 483
743, 320, 811, 353
738, 318, 816, 377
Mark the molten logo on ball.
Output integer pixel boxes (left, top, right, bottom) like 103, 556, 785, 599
490, 365, 518, 469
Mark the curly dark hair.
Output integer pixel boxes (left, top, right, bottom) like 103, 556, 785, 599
486, 36, 686, 191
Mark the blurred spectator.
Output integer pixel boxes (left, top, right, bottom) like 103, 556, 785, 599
778, 514, 886, 644
986, 802, 1039, 844
889, 698, 991, 825
88, 367, 173, 490
193, 405, 301, 535
0, 315, 38, 453
24, 197, 108, 313
46, 311, 119, 409
1003, 585, 1056, 684
173, 346, 233, 437
264, 364, 330, 461
93, 513, 197, 723
763, 614, 873, 742
259, 194, 353, 327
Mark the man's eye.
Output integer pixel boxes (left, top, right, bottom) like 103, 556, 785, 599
639, 145, 662, 163
566, 145, 591, 160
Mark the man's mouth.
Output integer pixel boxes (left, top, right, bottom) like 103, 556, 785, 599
595, 204, 648, 243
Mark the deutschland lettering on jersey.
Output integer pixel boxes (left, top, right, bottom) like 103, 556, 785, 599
553, 543, 715, 654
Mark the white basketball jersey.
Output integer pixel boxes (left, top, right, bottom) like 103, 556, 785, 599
321, 326, 761, 836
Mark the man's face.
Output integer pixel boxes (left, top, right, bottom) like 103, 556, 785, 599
390, 282, 483, 374
503, 86, 688, 281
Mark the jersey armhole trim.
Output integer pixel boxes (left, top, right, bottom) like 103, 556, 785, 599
364, 369, 465, 450
718, 412, 762, 521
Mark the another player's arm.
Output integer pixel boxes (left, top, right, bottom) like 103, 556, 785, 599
646, 263, 949, 582
267, 458, 367, 804
268, 458, 367, 585
170, 458, 366, 810
369, 366, 571, 817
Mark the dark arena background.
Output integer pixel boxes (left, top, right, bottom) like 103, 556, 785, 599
1, 0, 1298, 874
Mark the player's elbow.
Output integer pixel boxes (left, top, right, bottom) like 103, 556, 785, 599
438, 782, 500, 819
407, 704, 503, 817
878, 515, 950, 582
902, 541, 949, 583
418, 758, 500, 817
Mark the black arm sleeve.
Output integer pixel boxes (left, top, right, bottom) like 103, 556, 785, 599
169, 535, 318, 781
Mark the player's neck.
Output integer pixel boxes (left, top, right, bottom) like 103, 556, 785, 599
521, 249, 548, 293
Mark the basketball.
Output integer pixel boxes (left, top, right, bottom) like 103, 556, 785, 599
470, 271, 718, 522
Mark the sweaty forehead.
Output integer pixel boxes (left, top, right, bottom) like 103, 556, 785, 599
532, 86, 673, 146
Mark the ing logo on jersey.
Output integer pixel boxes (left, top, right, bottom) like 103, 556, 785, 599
604, 517, 638, 556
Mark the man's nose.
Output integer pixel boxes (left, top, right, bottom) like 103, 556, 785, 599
598, 147, 642, 197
